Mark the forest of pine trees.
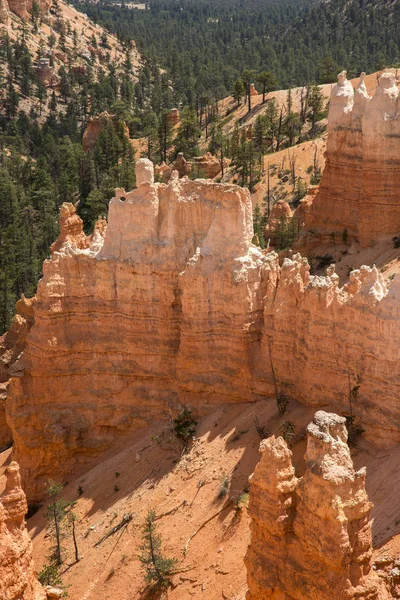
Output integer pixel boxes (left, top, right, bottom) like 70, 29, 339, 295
1, 0, 400, 332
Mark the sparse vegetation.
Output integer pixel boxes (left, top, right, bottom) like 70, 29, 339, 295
38, 561, 63, 587
345, 374, 365, 447
68, 512, 80, 563
236, 492, 250, 510
44, 482, 68, 566
277, 393, 290, 415
218, 475, 230, 499
173, 407, 197, 448
139, 509, 178, 591
253, 416, 269, 440
279, 420, 296, 446
274, 216, 297, 251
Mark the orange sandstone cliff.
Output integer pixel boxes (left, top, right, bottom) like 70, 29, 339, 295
298, 70, 400, 248
245, 411, 389, 600
5, 158, 400, 500
0, 462, 46, 600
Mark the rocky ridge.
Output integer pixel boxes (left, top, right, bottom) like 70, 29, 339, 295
245, 411, 389, 599
4, 156, 400, 501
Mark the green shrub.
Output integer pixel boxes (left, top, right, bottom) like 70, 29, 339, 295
173, 407, 197, 445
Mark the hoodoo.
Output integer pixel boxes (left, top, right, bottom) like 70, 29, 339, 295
298, 70, 400, 247
0, 462, 46, 600
245, 412, 388, 600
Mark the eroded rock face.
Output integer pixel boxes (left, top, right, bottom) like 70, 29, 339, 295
5, 161, 400, 500
0, 462, 46, 600
298, 70, 400, 247
50, 203, 89, 254
193, 152, 229, 179
6, 0, 50, 19
246, 412, 388, 600
0, 296, 36, 448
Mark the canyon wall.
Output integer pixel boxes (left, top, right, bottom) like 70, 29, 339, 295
245, 411, 389, 600
0, 462, 46, 600
298, 70, 400, 247
5, 160, 400, 500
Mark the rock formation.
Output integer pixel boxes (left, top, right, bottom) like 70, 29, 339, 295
0, 0, 10, 25
5, 160, 400, 500
166, 108, 180, 126
298, 70, 400, 247
82, 112, 130, 152
5, 0, 50, 20
249, 83, 258, 96
0, 296, 36, 448
0, 462, 46, 600
35, 58, 58, 87
245, 411, 389, 600
156, 152, 229, 183
192, 152, 229, 178
173, 152, 192, 177
50, 203, 89, 254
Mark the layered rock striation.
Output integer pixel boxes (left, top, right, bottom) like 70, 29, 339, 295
298, 70, 400, 247
0, 462, 46, 600
5, 160, 400, 500
245, 412, 388, 600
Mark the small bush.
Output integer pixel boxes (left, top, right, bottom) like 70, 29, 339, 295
218, 475, 230, 499
310, 170, 321, 185
279, 420, 296, 446
277, 393, 289, 415
236, 492, 249, 510
173, 407, 197, 445
77, 485, 83, 497
253, 416, 269, 440
114, 485, 120, 492
345, 415, 365, 447
38, 560, 63, 587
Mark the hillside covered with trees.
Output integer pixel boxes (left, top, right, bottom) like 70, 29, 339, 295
1, 0, 400, 334
73, 0, 400, 102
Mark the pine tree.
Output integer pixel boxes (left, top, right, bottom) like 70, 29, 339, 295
233, 78, 245, 107
242, 69, 256, 113
44, 482, 68, 566
307, 84, 324, 135
256, 71, 278, 103
139, 509, 177, 590
174, 108, 200, 159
